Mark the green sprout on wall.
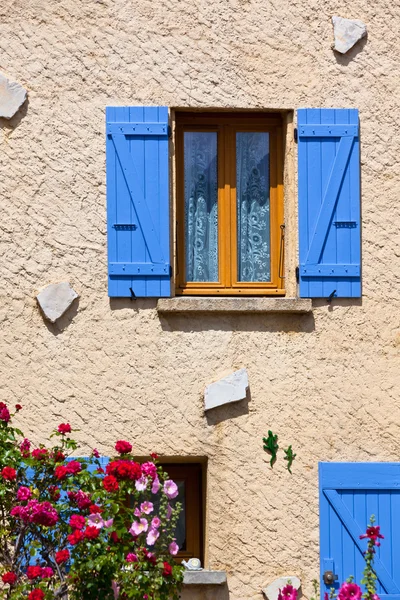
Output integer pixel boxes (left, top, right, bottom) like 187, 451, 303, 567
283, 445, 297, 474
263, 430, 279, 467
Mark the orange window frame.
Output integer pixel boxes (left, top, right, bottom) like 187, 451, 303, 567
175, 112, 285, 295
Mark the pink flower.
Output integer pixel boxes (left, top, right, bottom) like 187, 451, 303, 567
140, 501, 154, 514
126, 553, 138, 563
338, 583, 362, 600
129, 518, 148, 536
151, 476, 160, 494
20, 438, 31, 457
169, 541, 179, 555
135, 476, 148, 491
88, 513, 105, 529
104, 518, 114, 528
359, 526, 384, 543
163, 480, 178, 499
17, 487, 31, 501
166, 504, 172, 520
112, 580, 120, 600
141, 462, 157, 479
92, 449, 100, 458
151, 516, 161, 529
146, 528, 160, 545
281, 585, 298, 600
134, 507, 141, 517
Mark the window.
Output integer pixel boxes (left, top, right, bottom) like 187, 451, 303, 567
160, 463, 203, 563
175, 112, 285, 296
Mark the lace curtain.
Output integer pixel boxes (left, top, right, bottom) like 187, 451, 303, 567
184, 132, 218, 282
236, 132, 271, 282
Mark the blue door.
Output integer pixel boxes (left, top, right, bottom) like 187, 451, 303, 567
319, 463, 400, 598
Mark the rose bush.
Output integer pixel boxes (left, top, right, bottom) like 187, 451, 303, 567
0, 403, 183, 599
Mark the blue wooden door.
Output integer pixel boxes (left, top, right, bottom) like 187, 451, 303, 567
320, 463, 400, 598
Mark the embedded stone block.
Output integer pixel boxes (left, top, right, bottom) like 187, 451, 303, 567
332, 16, 367, 54
0, 72, 27, 118
262, 576, 301, 600
37, 282, 79, 323
204, 368, 249, 411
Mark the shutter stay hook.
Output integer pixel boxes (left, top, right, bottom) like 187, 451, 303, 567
129, 287, 136, 302
327, 289, 336, 303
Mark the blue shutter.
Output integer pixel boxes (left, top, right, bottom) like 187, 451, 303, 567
106, 106, 171, 298
320, 463, 400, 598
298, 109, 361, 298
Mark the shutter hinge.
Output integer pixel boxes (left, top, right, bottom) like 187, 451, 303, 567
295, 266, 299, 283
168, 125, 172, 138
294, 128, 298, 143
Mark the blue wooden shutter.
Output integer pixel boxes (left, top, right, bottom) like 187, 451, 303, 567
106, 106, 171, 298
298, 109, 361, 298
320, 463, 400, 598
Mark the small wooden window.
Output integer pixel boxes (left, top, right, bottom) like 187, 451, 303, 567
160, 463, 203, 563
176, 112, 285, 295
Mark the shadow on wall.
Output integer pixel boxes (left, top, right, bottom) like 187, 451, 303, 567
39, 298, 80, 336
0, 97, 29, 132
205, 387, 251, 426
333, 36, 368, 66
109, 299, 316, 334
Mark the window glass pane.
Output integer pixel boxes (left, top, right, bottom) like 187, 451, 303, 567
236, 132, 270, 282
184, 132, 218, 282
170, 480, 186, 551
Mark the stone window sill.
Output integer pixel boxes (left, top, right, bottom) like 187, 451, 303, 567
157, 297, 312, 314
183, 571, 227, 585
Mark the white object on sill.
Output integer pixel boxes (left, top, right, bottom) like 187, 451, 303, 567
36, 282, 79, 323
183, 570, 227, 585
262, 576, 301, 600
332, 16, 367, 54
182, 558, 202, 570
204, 368, 249, 411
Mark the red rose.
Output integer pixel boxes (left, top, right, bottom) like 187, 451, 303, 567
28, 590, 45, 600
103, 475, 119, 492
69, 514, 86, 530
31, 448, 48, 461
106, 460, 141, 481
53, 451, 65, 463
27, 565, 42, 580
0, 404, 10, 423
2, 572, 17, 585
84, 526, 100, 539
110, 531, 121, 543
66, 461, 82, 475
58, 423, 71, 434
162, 561, 172, 577
15, 404, 22, 411
55, 549, 70, 564
1, 467, 16, 481
55, 465, 68, 480
20, 438, 31, 457
89, 504, 103, 514
150, 453, 159, 460
49, 486, 61, 501
115, 440, 133, 454
67, 529, 84, 545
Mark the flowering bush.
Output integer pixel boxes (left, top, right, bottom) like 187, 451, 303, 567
0, 403, 184, 599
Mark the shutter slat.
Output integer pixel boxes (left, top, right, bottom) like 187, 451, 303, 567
298, 108, 361, 298
106, 106, 171, 298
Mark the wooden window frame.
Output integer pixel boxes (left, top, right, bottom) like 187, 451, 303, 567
175, 112, 285, 296
160, 463, 203, 563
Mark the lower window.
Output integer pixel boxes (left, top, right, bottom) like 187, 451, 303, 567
175, 112, 285, 295
160, 463, 203, 563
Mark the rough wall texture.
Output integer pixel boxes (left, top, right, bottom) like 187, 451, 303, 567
0, 0, 400, 598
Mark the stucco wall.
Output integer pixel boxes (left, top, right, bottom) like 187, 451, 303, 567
1, 0, 400, 598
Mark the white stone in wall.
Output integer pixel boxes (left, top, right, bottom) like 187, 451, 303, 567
36, 282, 79, 323
0, 72, 27, 118
332, 16, 367, 54
204, 368, 249, 411
262, 576, 301, 600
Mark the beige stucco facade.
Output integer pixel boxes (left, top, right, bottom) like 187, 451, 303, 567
1, 0, 400, 598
